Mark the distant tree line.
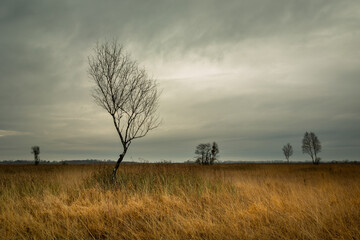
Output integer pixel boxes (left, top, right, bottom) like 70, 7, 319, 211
26, 132, 324, 167
282, 131, 322, 165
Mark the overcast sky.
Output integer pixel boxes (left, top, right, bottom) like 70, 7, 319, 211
1, 0, 360, 162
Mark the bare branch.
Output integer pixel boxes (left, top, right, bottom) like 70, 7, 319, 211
302, 132, 321, 164
88, 39, 161, 179
282, 143, 293, 163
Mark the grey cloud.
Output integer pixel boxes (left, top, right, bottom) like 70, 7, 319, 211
0, 0, 360, 161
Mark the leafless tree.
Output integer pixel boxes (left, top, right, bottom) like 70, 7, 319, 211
210, 142, 219, 164
88, 39, 161, 181
195, 143, 211, 165
195, 142, 219, 165
282, 143, 293, 163
302, 132, 322, 164
31, 146, 40, 165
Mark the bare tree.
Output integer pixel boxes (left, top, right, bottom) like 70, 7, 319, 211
88, 39, 161, 181
282, 143, 293, 163
195, 142, 219, 165
31, 146, 40, 165
302, 132, 322, 164
210, 142, 219, 164
195, 143, 211, 165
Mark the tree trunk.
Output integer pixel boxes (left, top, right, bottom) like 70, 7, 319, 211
314, 152, 319, 165
111, 149, 127, 182
34, 155, 39, 165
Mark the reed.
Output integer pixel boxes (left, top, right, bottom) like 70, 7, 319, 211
0, 163, 359, 239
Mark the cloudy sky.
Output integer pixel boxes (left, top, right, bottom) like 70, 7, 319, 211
1, 0, 360, 162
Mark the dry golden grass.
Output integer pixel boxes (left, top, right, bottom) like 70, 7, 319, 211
0, 163, 359, 239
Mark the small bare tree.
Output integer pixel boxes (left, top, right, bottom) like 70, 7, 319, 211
195, 142, 219, 165
195, 143, 211, 165
282, 143, 293, 163
31, 146, 40, 165
210, 142, 219, 164
302, 132, 321, 164
88, 39, 161, 181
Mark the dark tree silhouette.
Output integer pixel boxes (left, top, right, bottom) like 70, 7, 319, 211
210, 142, 219, 164
282, 143, 293, 163
195, 143, 211, 165
88, 39, 161, 181
195, 142, 219, 165
302, 132, 322, 164
31, 146, 40, 165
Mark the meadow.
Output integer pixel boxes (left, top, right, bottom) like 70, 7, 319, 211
0, 163, 359, 239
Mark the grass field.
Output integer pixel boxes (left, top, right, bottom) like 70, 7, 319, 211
0, 163, 359, 239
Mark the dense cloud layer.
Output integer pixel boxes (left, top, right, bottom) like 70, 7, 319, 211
1, 0, 360, 161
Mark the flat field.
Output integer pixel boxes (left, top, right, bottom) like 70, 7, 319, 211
0, 163, 359, 239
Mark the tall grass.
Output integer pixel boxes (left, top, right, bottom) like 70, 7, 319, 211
0, 163, 359, 239
88, 164, 234, 195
